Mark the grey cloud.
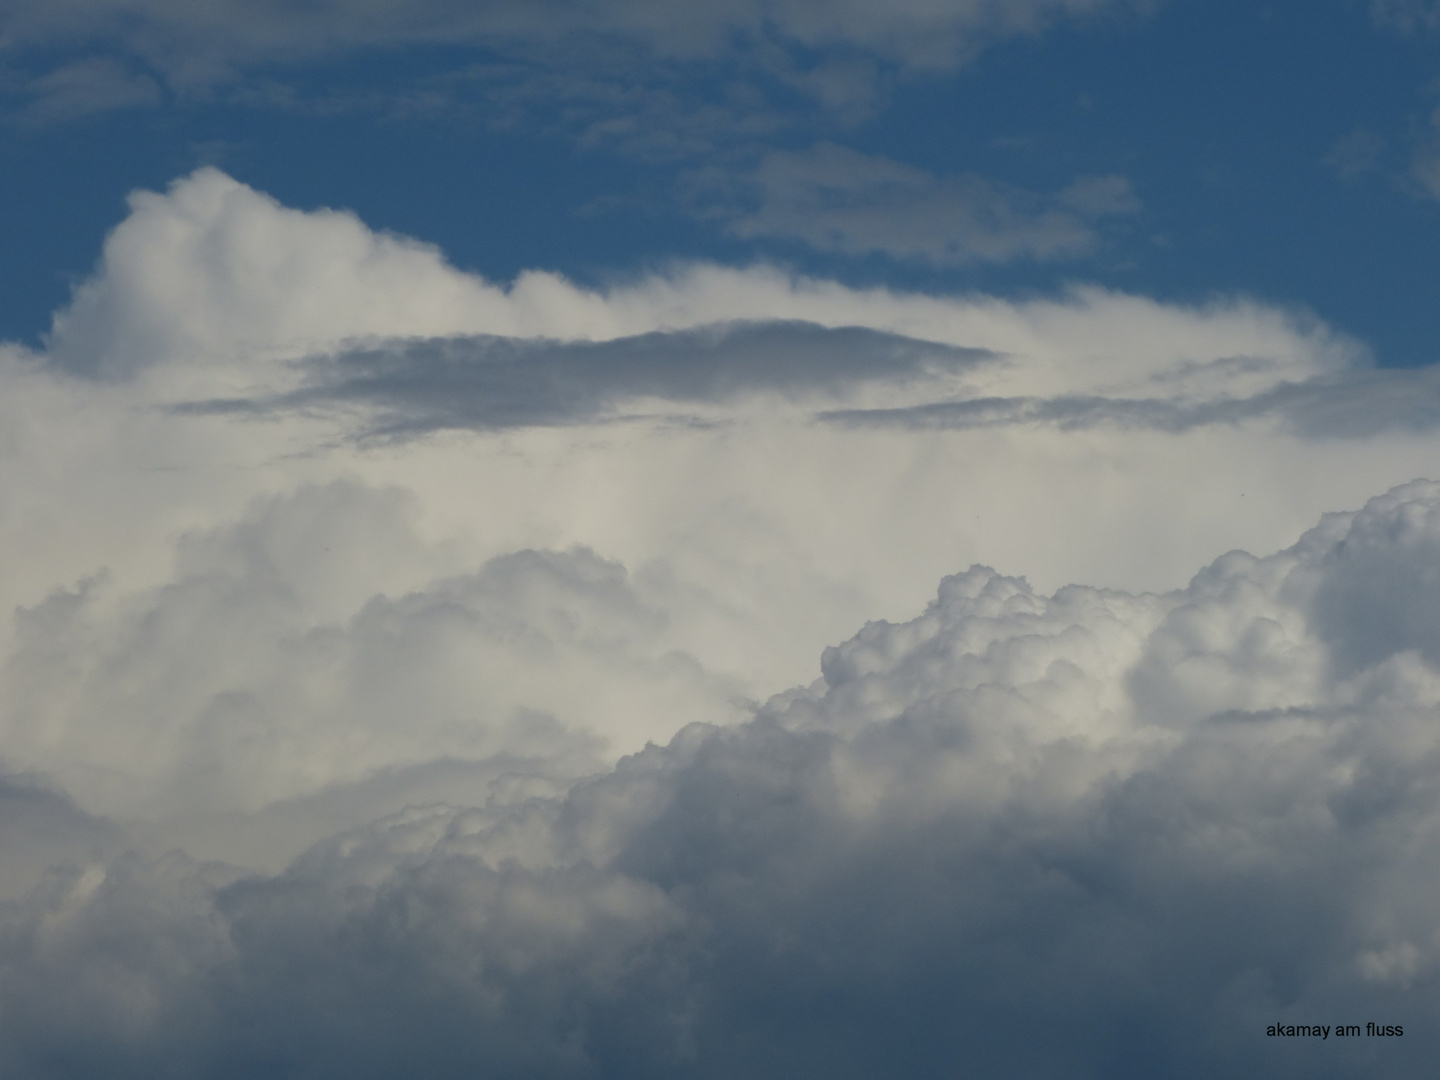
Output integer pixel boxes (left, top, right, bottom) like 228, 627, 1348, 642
12, 56, 161, 124
1056, 172, 1143, 216
1410, 108, 1440, 202
430, 62, 797, 162
1371, 0, 1440, 31
173, 320, 995, 436
1415, 154, 1440, 201
1325, 129, 1387, 181
821, 362, 1440, 439
0, 772, 122, 902
822, 392, 1205, 432
2, 0, 1137, 85
6, 481, 1440, 1075
0, 0, 1142, 155
168, 317, 1440, 443
691, 143, 1139, 264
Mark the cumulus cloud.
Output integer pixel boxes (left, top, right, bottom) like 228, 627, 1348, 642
72, 171, 1440, 452
3, 173, 1440, 1076
1, 481, 757, 863
12, 169, 1438, 676
686, 144, 1140, 264
44, 169, 1327, 385
6, 482, 1440, 1076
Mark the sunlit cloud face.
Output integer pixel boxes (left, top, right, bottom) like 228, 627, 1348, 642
7, 476, 1440, 1077
1, 170, 1439, 1077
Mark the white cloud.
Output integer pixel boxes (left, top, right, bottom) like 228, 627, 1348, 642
2, 484, 753, 829
11, 171, 1434, 704
46, 167, 546, 378
7, 481, 1440, 1075
3, 175, 1440, 1076
46, 169, 1323, 388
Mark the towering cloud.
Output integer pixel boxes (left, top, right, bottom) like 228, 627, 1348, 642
5, 481, 1440, 1077
0, 173, 1437, 1077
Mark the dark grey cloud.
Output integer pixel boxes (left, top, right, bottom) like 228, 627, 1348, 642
0, 772, 121, 902
5, 481, 1440, 1077
173, 320, 995, 436
170, 318, 1440, 442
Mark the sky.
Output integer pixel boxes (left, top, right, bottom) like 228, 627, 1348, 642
3, 1, 1440, 1077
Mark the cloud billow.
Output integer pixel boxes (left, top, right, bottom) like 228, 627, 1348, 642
6, 481, 1440, 1077
6, 171, 1440, 1077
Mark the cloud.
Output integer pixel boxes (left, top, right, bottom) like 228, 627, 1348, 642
11, 171, 1434, 676
2, 0, 1141, 88
177, 322, 992, 435
7, 481, 1440, 1076
80, 171, 1440, 452
6, 167, 1440, 896
45, 167, 545, 378
43, 169, 1304, 387
2, 167, 1440, 1075
0, 772, 121, 902
687, 143, 1140, 264
0, 482, 751, 848
177, 325, 1440, 443
14, 56, 161, 124
1371, 0, 1440, 32
1325, 129, 1387, 181
1407, 106, 1440, 203
821, 362, 1440, 439
0, 0, 1148, 171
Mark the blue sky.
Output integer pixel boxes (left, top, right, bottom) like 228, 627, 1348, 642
8, 3, 1440, 1077
5, 0, 1440, 362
